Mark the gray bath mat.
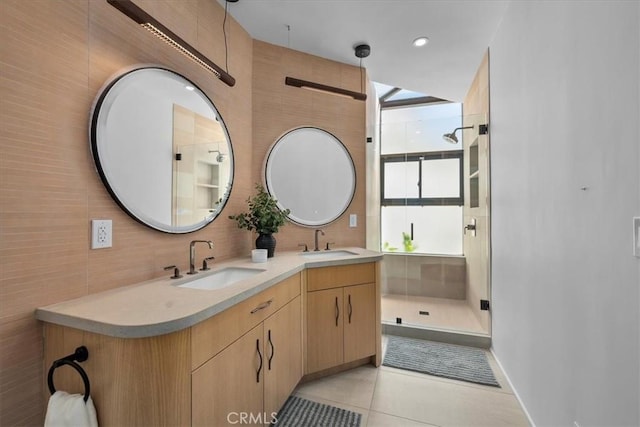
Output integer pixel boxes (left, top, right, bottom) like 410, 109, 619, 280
271, 396, 361, 427
383, 335, 500, 387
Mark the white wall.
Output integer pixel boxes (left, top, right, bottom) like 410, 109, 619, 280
489, 1, 640, 426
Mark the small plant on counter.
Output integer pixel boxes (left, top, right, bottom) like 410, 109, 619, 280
229, 184, 290, 234
228, 184, 290, 257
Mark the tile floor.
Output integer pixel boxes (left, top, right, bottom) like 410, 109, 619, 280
382, 295, 486, 334
292, 335, 530, 427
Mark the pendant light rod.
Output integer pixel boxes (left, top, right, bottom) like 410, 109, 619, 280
107, 0, 235, 87
285, 77, 367, 101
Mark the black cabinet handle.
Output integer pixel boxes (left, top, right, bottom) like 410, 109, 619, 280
348, 294, 352, 324
267, 330, 275, 370
335, 296, 339, 327
256, 339, 262, 383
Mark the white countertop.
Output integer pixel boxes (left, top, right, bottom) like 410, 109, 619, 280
35, 248, 382, 339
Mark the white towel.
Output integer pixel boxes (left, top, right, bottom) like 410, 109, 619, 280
44, 391, 98, 427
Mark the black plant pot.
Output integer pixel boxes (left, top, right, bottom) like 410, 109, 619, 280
255, 233, 276, 258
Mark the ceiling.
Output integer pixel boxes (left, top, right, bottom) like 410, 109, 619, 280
220, 0, 509, 102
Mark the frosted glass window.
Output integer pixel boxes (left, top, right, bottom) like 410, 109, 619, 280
381, 103, 462, 154
421, 158, 460, 198
384, 162, 419, 199
381, 206, 463, 255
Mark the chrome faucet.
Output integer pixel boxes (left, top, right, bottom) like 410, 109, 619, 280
314, 229, 325, 251
188, 240, 213, 275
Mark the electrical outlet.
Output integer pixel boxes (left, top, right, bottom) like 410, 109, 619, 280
91, 220, 112, 249
349, 214, 357, 228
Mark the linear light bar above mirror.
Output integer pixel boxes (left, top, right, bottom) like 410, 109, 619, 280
107, 0, 236, 87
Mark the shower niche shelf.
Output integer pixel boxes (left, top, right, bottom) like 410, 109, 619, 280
469, 137, 480, 208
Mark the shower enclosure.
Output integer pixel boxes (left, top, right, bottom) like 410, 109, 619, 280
379, 102, 491, 346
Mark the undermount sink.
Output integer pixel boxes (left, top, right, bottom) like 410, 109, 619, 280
300, 250, 358, 260
177, 267, 266, 291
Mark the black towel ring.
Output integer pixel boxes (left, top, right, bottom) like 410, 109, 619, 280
47, 346, 91, 403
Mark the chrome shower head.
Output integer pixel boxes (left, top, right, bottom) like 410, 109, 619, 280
442, 125, 474, 144
208, 150, 226, 162
442, 132, 459, 144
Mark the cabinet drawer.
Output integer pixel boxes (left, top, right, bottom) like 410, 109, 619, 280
307, 263, 375, 292
191, 273, 301, 370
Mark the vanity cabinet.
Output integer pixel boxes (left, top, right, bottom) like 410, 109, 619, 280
191, 276, 302, 426
305, 263, 377, 374
39, 256, 382, 426
192, 324, 264, 426
43, 273, 302, 427
192, 295, 302, 426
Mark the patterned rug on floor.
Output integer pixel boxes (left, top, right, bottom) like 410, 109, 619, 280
382, 335, 500, 387
271, 395, 361, 427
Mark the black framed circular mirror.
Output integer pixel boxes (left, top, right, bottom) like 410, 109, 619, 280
264, 127, 356, 227
90, 66, 234, 233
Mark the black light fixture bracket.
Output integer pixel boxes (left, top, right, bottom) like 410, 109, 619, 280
285, 77, 367, 101
107, 0, 235, 87
355, 44, 371, 58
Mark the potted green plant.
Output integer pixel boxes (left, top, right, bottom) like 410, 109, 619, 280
229, 184, 290, 258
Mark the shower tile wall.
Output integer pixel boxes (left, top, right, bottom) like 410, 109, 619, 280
383, 254, 466, 299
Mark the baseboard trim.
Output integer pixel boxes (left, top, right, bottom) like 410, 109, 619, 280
382, 322, 491, 348
490, 348, 536, 427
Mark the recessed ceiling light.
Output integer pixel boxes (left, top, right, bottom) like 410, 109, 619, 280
413, 37, 429, 47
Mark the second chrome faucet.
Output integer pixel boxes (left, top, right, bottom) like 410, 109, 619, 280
188, 240, 213, 275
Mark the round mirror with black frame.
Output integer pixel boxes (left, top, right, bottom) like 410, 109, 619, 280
264, 127, 356, 227
90, 66, 234, 234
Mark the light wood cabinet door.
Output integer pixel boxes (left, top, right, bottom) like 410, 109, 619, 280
192, 324, 265, 427
263, 296, 302, 420
306, 288, 344, 374
343, 283, 376, 363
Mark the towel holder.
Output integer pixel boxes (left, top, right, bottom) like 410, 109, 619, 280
47, 346, 91, 402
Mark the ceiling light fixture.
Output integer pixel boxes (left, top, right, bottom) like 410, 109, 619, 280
284, 77, 366, 101
107, 0, 236, 87
412, 37, 429, 47
284, 43, 370, 101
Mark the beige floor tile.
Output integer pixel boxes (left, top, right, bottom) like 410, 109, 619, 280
382, 294, 486, 334
367, 410, 439, 427
291, 392, 369, 426
294, 365, 379, 409
371, 370, 529, 427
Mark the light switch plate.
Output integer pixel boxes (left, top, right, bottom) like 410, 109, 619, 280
349, 214, 357, 228
92, 219, 112, 249
634, 217, 640, 257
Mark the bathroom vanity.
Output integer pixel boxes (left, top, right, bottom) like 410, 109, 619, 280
36, 248, 382, 426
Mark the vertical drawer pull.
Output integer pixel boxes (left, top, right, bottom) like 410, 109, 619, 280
256, 339, 262, 383
335, 296, 339, 326
268, 329, 275, 370
348, 294, 352, 324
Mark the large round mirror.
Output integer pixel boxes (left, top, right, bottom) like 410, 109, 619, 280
264, 127, 355, 227
91, 66, 233, 233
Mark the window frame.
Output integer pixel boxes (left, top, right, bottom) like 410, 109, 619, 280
380, 150, 464, 207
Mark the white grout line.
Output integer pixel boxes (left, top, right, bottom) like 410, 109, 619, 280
490, 347, 536, 427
